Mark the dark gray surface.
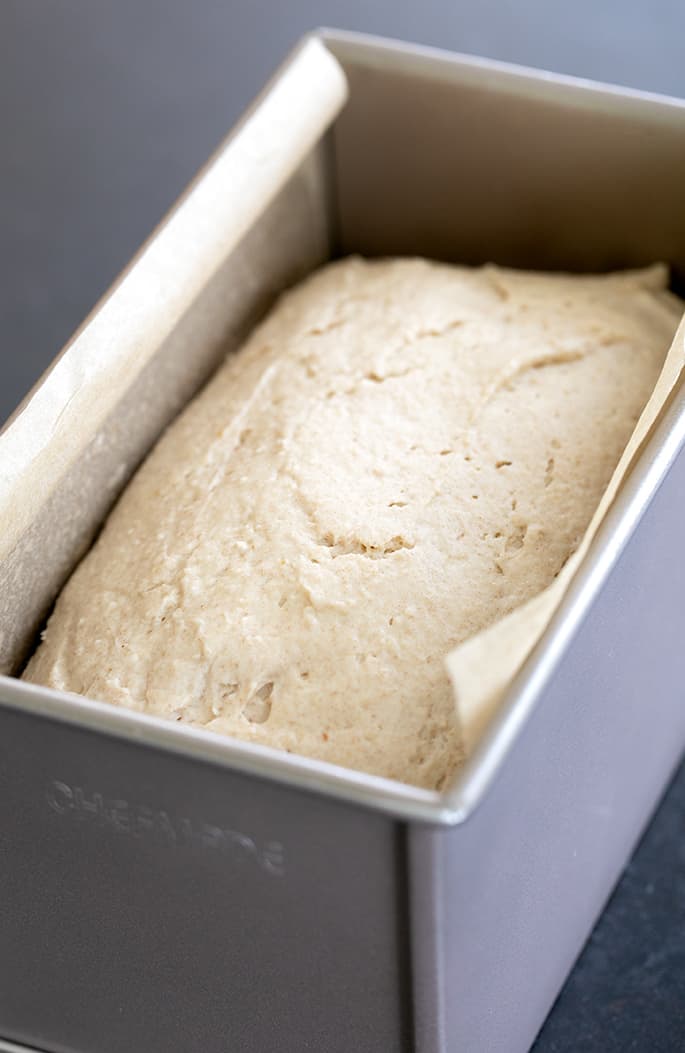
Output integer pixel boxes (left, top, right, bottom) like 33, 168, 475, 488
1, 3, 684, 1050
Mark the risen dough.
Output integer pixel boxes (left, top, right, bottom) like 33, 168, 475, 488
24, 257, 682, 788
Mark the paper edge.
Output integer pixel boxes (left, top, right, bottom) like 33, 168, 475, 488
0, 36, 348, 560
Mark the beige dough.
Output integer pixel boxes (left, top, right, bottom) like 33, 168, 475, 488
23, 256, 683, 789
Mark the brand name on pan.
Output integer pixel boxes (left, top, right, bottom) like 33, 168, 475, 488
46, 780, 285, 877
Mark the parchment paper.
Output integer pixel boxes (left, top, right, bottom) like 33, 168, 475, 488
0, 36, 347, 559
447, 310, 685, 754
0, 36, 348, 673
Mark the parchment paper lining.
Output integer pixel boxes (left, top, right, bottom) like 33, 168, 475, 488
0, 38, 347, 558
0, 37, 348, 673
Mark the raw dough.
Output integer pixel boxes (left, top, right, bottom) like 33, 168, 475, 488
24, 257, 683, 789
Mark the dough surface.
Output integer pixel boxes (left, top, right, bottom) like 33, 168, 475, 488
24, 257, 682, 789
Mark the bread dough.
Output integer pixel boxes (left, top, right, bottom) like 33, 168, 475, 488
23, 257, 683, 789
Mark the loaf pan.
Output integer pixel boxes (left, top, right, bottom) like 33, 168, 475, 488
1, 29, 684, 1053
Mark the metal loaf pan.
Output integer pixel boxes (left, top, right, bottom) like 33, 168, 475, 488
1, 29, 685, 1053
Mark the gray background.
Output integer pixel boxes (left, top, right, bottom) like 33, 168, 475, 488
1, 1, 684, 1049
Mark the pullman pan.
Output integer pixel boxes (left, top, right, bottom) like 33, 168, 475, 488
1, 29, 685, 1053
